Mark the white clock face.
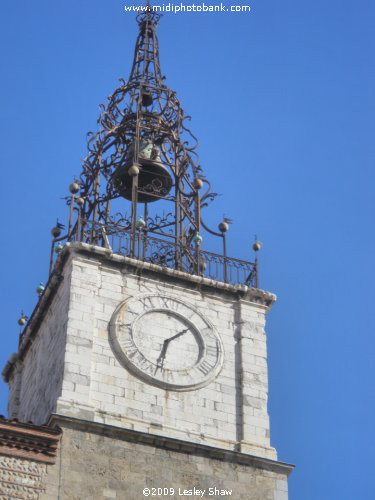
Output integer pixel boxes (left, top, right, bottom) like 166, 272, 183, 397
109, 295, 223, 391
133, 311, 201, 371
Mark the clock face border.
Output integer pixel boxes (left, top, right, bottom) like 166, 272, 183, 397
109, 294, 224, 391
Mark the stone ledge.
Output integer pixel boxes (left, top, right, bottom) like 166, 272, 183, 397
69, 242, 276, 305
49, 414, 294, 476
0, 418, 61, 464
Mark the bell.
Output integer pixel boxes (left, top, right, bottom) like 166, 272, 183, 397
113, 140, 173, 203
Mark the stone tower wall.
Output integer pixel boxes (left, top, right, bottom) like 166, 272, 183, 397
5, 244, 276, 458
1, 245, 293, 499
7, 266, 72, 425
52, 246, 275, 458
41, 419, 290, 500
0, 418, 291, 500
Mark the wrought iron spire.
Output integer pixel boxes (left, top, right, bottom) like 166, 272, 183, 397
130, 3, 163, 84
49, 11, 258, 287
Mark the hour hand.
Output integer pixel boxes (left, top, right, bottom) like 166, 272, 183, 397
156, 340, 169, 369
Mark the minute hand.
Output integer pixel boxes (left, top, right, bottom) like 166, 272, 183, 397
167, 328, 189, 343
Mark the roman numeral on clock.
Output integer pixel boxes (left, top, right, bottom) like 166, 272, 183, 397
197, 359, 214, 376
205, 345, 217, 356
123, 339, 138, 355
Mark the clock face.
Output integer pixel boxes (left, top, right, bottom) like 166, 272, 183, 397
109, 295, 223, 391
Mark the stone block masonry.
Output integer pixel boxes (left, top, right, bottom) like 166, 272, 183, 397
1, 243, 293, 498
0, 456, 47, 499
0, 418, 61, 499
0, 417, 292, 500
41, 417, 292, 500
5, 266, 72, 425
5, 243, 278, 459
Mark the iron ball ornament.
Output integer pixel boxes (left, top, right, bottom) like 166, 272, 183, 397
51, 225, 62, 238
128, 164, 140, 176
36, 282, 45, 297
17, 312, 28, 326
218, 221, 229, 233
69, 181, 80, 194
253, 240, 262, 252
194, 178, 203, 190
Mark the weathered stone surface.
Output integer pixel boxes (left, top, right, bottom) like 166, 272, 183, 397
7, 269, 71, 425
39, 422, 290, 500
0, 456, 47, 499
8, 247, 277, 459
0, 423, 291, 500
3, 245, 293, 499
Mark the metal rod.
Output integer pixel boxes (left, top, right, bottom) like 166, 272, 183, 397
175, 167, 180, 270
223, 234, 228, 283
49, 239, 55, 275
142, 203, 148, 259
77, 206, 82, 243
68, 195, 74, 238
130, 174, 138, 257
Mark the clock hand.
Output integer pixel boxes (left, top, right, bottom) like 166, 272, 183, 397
156, 328, 189, 369
156, 340, 169, 369
167, 328, 189, 342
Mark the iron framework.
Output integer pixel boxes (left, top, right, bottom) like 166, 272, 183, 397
49, 6, 258, 288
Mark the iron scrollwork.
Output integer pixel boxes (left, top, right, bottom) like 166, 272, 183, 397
50, 6, 258, 287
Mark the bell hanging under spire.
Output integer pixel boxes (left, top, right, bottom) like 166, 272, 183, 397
113, 139, 173, 203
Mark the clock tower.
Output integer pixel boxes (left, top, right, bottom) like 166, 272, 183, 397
2, 6, 293, 499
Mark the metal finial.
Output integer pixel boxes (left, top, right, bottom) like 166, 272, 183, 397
194, 178, 203, 190
17, 311, 28, 326
136, 216, 146, 229
253, 235, 262, 252
51, 219, 65, 238
55, 242, 64, 254
69, 180, 80, 194
193, 232, 203, 246
219, 215, 233, 233
36, 282, 45, 297
136, 0, 161, 28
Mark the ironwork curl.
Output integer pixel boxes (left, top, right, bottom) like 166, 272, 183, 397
49, 6, 258, 287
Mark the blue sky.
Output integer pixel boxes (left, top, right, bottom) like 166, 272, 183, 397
1, 1, 374, 499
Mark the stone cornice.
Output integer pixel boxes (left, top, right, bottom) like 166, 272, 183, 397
49, 414, 294, 476
70, 242, 276, 306
0, 418, 61, 464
